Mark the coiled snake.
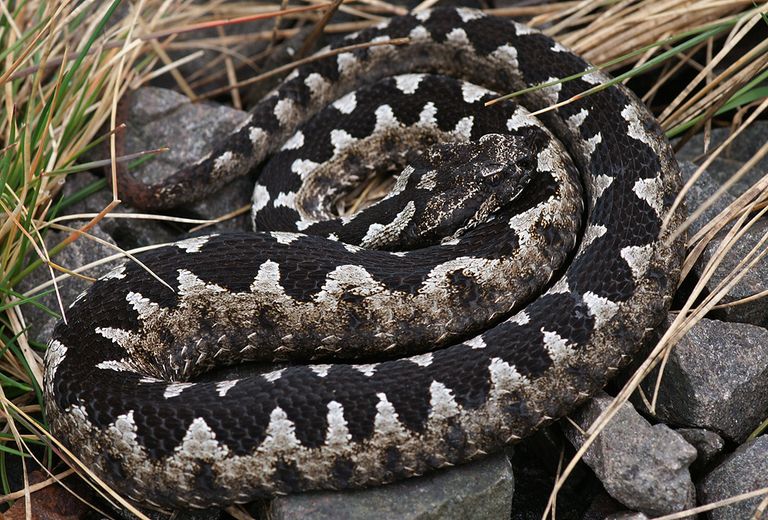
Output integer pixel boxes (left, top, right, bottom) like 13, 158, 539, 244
44, 7, 684, 510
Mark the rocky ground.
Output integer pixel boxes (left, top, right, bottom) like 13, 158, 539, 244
13, 86, 768, 520
9, 3, 768, 518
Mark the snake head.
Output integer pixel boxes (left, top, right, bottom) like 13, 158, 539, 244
386, 128, 549, 247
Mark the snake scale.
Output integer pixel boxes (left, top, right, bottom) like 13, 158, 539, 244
43, 7, 684, 510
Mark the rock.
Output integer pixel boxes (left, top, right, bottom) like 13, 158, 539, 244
675, 428, 725, 472
17, 225, 120, 345
680, 160, 736, 237
694, 217, 768, 327
641, 318, 768, 442
699, 435, 768, 520
562, 392, 696, 516
267, 452, 514, 520
122, 87, 247, 186
676, 125, 768, 327
604, 513, 650, 520
119, 86, 253, 231
675, 120, 768, 194
57, 170, 178, 250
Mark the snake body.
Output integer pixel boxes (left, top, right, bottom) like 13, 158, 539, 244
44, 7, 684, 509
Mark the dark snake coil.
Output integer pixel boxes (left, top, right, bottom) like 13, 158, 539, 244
43, 7, 684, 510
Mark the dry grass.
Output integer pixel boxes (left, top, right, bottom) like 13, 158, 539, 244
0, 1, 767, 518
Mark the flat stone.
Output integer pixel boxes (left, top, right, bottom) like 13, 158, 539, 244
641, 318, 768, 442
699, 435, 768, 520
121, 86, 253, 230
562, 392, 696, 516
268, 452, 514, 520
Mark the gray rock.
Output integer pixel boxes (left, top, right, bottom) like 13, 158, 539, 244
562, 392, 696, 516
123, 87, 247, 186
57, 170, 178, 250
17, 225, 120, 345
605, 513, 649, 520
675, 120, 768, 194
695, 217, 768, 327
641, 318, 768, 442
267, 452, 514, 520
680, 160, 736, 237
676, 126, 768, 328
53, 85, 255, 267
121, 86, 253, 231
699, 435, 768, 520
675, 428, 725, 471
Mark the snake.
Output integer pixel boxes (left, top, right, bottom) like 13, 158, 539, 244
43, 6, 685, 510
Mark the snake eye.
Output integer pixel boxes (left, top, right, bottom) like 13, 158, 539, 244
481, 162, 505, 174
480, 162, 507, 186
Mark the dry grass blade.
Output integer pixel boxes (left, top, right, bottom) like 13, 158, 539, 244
654, 486, 768, 519
662, 96, 768, 240
296, 0, 344, 58
1, 399, 151, 519
197, 36, 411, 100
0, 468, 75, 505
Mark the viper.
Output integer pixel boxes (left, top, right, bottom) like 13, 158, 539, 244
44, 7, 684, 510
